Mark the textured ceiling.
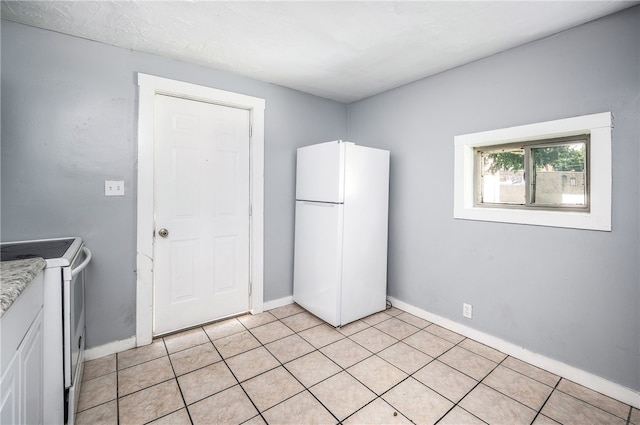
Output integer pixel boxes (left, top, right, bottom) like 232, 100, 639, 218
2, 1, 637, 103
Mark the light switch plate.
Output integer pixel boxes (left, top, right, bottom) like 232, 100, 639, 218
105, 180, 124, 196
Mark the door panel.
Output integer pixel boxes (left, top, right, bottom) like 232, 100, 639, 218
172, 149, 199, 216
213, 152, 238, 216
154, 94, 250, 335
170, 240, 196, 302
214, 236, 238, 293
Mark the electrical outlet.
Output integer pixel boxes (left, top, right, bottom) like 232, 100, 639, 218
463, 303, 473, 319
105, 180, 125, 196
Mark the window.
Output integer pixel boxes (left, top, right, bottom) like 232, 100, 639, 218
454, 112, 611, 231
475, 135, 589, 211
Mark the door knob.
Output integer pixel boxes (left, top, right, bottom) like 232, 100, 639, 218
158, 228, 169, 238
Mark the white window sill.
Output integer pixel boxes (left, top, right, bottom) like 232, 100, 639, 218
454, 206, 610, 231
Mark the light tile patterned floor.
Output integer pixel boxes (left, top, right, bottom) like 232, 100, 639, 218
76, 304, 639, 425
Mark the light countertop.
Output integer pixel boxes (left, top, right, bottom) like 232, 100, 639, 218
0, 258, 46, 317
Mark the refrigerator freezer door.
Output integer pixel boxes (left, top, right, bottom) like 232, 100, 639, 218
296, 141, 347, 203
293, 201, 343, 326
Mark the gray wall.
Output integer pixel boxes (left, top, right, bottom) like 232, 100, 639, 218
347, 7, 640, 391
2, 7, 638, 393
1, 20, 347, 347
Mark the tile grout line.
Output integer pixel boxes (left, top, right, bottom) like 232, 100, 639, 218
445, 339, 551, 424
438, 372, 487, 422
426, 336, 499, 425
361, 324, 541, 424
76, 358, 118, 417
336, 308, 424, 420
422, 318, 634, 423
115, 360, 176, 398
338, 314, 492, 424
551, 379, 633, 423
530, 378, 562, 425
284, 310, 447, 423
81, 306, 637, 425
303, 312, 438, 423
429, 333, 631, 424
115, 353, 120, 425
498, 359, 560, 389
125, 314, 395, 425
114, 338, 196, 423
161, 334, 195, 425
203, 321, 270, 424
262, 307, 387, 423
256, 312, 342, 423
158, 322, 616, 420
303, 329, 400, 423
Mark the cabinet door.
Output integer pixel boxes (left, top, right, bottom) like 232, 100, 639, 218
1, 354, 21, 425
21, 310, 44, 425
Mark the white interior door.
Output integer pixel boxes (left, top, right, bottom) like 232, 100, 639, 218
153, 94, 250, 335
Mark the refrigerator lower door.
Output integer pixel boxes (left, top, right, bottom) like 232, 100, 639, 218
293, 201, 344, 326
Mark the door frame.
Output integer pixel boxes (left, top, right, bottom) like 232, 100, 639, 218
135, 73, 265, 346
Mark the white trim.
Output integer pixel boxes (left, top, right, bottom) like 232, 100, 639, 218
453, 112, 612, 231
263, 296, 294, 311
135, 73, 265, 347
387, 296, 640, 408
84, 336, 137, 361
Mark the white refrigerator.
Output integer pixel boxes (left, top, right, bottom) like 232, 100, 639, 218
293, 140, 390, 327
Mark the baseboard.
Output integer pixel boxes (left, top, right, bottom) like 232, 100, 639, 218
263, 295, 294, 311
84, 296, 639, 408
85, 297, 295, 361
387, 296, 640, 409
84, 336, 137, 361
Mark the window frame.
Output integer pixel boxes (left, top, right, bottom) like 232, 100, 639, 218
473, 135, 591, 212
453, 112, 611, 231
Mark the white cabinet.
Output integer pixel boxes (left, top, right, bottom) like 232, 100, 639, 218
1, 271, 44, 425
20, 309, 44, 425
1, 355, 20, 424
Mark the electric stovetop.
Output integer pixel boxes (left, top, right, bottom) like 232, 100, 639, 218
0, 238, 76, 261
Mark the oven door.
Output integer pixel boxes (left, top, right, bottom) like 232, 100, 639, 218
63, 246, 91, 388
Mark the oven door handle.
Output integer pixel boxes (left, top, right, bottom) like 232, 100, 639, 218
71, 247, 92, 277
